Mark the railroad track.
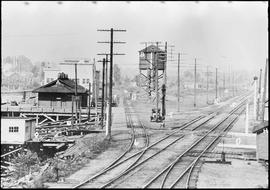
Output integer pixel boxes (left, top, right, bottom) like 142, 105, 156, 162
142, 97, 248, 188
72, 97, 150, 188
100, 95, 249, 188
72, 93, 251, 188
72, 99, 210, 188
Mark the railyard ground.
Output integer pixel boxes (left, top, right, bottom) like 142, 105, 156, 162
44, 88, 268, 188
3, 88, 267, 188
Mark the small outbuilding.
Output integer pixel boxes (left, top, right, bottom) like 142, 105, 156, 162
33, 72, 89, 109
252, 121, 268, 161
1, 117, 36, 145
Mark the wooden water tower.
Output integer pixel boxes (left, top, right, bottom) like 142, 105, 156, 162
139, 43, 167, 121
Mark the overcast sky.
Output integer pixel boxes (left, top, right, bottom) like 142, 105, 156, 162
1, 1, 268, 77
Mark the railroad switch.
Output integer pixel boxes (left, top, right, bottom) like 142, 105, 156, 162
205, 151, 231, 165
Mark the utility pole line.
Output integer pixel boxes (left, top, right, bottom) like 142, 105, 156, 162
93, 59, 98, 120
97, 28, 126, 139
176, 52, 187, 111
257, 69, 262, 120
162, 42, 167, 119
253, 76, 258, 120
60, 60, 94, 123
88, 82, 91, 121
155, 42, 160, 119
97, 54, 110, 123
105, 54, 109, 108
194, 58, 197, 107
101, 58, 105, 128
261, 58, 268, 121
75, 63, 78, 121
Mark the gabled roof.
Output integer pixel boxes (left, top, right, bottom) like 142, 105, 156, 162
139, 45, 164, 53
32, 78, 87, 94
252, 121, 268, 133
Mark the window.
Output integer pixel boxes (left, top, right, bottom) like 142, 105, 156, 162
87, 79, 90, 84
83, 79, 86, 84
14, 126, 19, 132
9, 126, 19, 133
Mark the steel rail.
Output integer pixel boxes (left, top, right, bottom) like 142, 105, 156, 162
171, 115, 241, 188
72, 99, 136, 188
184, 103, 247, 189
99, 135, 185, 188
73, 112, 208, 188
143, 97, 248, 188
74, 93, 250, 189
165, 101, 247, 188
169, 100, 248, 189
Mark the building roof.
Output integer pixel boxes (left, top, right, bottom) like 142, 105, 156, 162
252, 121, 268, 133
32, 73, 88, 94
139, 45, 165, 53
1, 117, 36, 121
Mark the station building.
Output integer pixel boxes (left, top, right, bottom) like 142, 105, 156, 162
33, 72, 89, 109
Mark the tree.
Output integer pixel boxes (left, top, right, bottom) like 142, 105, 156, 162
31, 65, 40, 77
184, 70, 193, 81
11, 150, 40, 179
113, 64, 121, 85
133, 74, 140, 86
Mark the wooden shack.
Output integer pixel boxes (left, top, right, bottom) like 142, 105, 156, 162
1, 117, 36, 145
33, 72, 88, 109
252, 121, 268, 161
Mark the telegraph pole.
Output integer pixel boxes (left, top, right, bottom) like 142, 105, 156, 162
60, 60, 94, 123
93, 60, 98, 119
75, 63, 78, 122
253, 76, 258, 119
261, 58, 268, 121
101, 58, 106, 128
155, 42, 160, 119
257, 69, 262, 120
194, 58, 197, 107
88, 82, 91, 121
105, 54, 109, 103
97, 28, 126, 139
162, 42, 167, 118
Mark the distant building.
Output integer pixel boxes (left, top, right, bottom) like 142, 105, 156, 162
43, 67, 61, 85
42, 59, 94, 90
33, 72, 89, 109
252, 121, 268, 161
1, 117, 36, 145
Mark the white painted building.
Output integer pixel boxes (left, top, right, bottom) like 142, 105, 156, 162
43, 67, 61, 85
1, 117, 36, 144
43, 59, 95, 90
